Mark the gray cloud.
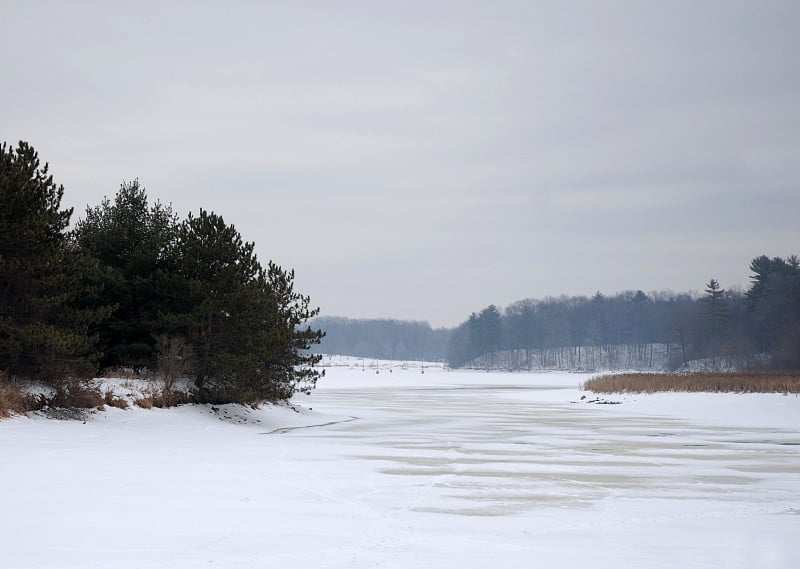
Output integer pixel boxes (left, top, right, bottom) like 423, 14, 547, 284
2, 1, 799, 327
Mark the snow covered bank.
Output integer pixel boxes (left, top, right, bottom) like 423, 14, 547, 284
1, 362, 798, 568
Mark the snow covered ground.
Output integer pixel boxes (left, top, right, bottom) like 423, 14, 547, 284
1, 358, 798, 568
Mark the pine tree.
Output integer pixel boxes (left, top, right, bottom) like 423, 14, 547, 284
702, 279, 727, 333
172, 209, 322, 403
745, 255, 800, 365
701, 278, 728, 362
0, 141, 109, 381
261, 260, 324, 397
72, 180, 178, 369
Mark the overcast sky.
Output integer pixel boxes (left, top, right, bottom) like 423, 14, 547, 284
3, 1, 799, 327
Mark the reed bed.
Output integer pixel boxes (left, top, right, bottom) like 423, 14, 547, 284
583, 371, 800, 394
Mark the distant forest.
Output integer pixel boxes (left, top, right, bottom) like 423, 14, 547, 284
310, 317, 450, 362
316, 255, 800, 372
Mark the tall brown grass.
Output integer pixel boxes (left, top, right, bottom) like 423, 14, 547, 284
0, 382, 32, 418
583, 371, 800, 394
1, 376, 109, 419
104, 389, 129, 409
134, 383, 194, 409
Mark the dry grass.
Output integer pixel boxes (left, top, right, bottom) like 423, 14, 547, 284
0, 382, 32, 418
134, 386, 193, 409
50, 380, 106, 410
104, 389, 129, 410
2, 374, 194, 419
0, 374, 50, 419
134, 396, 154, 409
583, 371, 800, 394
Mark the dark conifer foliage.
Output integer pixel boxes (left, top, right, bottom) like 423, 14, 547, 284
0, 142, 110, 381
69, 187, 324, 403
745, 255, 800, 366
170, 210, 323, 403
72, 180, 178, 369
0, 141, 327, 403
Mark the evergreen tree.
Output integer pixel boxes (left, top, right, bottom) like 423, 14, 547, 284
702, 279, 727, 333
73, 180, 178, 369
172, 209, 322, 402
261, 260, 325, 397
745, 255, 800, 366
701, 278, 728, 361
0, 141, 109, 381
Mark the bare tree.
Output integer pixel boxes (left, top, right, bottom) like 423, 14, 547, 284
155, 335, 194, 396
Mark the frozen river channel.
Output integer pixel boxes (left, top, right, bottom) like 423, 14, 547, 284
1, 363, 798, 568
287, 367, 800, 568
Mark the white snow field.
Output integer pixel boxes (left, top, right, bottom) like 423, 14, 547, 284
2, 359, 799, 569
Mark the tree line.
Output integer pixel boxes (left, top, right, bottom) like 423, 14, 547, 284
306, 260, 799, 372
0, 141, 323, 403
310, 316, 450, 361
447, 258, 800, 371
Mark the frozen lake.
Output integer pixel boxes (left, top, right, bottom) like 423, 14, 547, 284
1, 362, 798, 568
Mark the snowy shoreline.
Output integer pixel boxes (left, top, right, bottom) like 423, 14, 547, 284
2, 360, 798, 569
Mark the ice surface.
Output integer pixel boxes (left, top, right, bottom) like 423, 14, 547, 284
1, 360, 798, 568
